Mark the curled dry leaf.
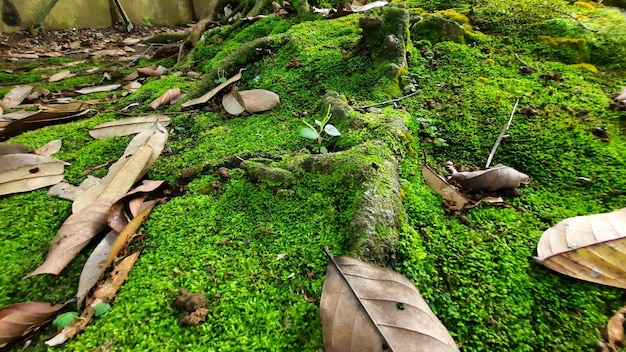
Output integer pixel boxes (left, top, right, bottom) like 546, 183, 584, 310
0, 302, 65, 348
448, 164, 530, 191
321, 251, 459, 352
0, 154, 65, 196
78, 201, 157, 307
137, 65, 166, 77
607, 305, 626, 350
536, 207, 626, 288
150, 88, 182, 110
89, 115, 171, 139
1, 85, 33, 109
615, 87, 626, 102
34, 139, 62, 156
422, 164, 471, 211
181, 69, 244, 108
222, 87, 280, 115
0, 142, 28, 155
47, 251, 141, 346
48, 70, 76, 82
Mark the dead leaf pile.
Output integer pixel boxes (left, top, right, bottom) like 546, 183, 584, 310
321, 251, 459, 351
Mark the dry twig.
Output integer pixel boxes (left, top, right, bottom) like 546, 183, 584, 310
485, 99, 519, 168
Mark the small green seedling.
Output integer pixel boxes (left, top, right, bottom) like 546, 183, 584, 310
52, 311, 79, 329
299, 105, 341, 153
214, 69, 227, 84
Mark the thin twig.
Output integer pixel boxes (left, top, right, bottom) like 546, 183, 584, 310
514, 53, 536, 71
550, 8, 599, 32
485, 99, 519, 169
354, 90, 420, 109
128, 44, 155, 66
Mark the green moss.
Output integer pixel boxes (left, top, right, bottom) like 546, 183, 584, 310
1, 1, 626, 351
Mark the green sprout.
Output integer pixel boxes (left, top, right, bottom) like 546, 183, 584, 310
299, 105, 341, 154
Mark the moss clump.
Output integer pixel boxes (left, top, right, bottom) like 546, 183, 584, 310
538, 35, 590, 63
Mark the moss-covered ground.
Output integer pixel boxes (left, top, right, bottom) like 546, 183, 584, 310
1, 0, 626, 351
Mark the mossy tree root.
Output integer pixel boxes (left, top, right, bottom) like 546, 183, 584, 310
202, 33, 289, 85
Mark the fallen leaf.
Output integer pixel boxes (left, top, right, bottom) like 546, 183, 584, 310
181, 70, 243, 108
222, 90, 246, 115
0, 302, 65, 348
90, 49, 126, 58
422, 164, 471, 211
0, 154, 65, 196
48, 70, 76, 82
107, 180, 166, 232
34, 139, 62, 156
73, 122, 167, 213
223, 87, 280, 115
150, 88, 182, 110
351, 0, 388, 12
9, 53, 39, 60
0, 108, 93, 140
75, 84, 121, 95
89, 115, 171, 139
607, 305, 626, 349
448, 164, 530, 191
0, 143, 28, 155
137, 66, 166, 77
1, 85, 33, 109
536, 207, 626, 289
78, 201, 156, 306
614, 87, 626, 102
320, 251, 459, 352
47, 176, 102, 202
40, 102, 88, 112
46, 251, 141, 346
26, 145, 154, 277
122, 38, 141, 45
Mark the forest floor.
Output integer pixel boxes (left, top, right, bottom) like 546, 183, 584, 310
1, 0, 626, 351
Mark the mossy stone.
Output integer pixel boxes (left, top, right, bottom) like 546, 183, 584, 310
411, 15, 466, 44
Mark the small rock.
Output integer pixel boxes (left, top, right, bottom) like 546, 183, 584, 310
216, 167, 231, 179
180, 308, 209, 326
174, 288, 208, 312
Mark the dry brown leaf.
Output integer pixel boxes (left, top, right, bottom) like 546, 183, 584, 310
0, 142, 28, 155
607, 305, 626, 349
150, 88, 182, 110
449, 165, 530, 191
34, 139, 62, 156
422, 164, 471, 211
77, 202, 156, 307
1, 85, 33, 109
181, 70, 244, 108
0, 154, 65, 196
536, 207, 626, 288
90, 49, 126, 58
73, 122, 167, 213
0, 108, 92, 140
47, 251, 141, 346
0, 302, 65, 348
48, 70, 76, 82
89, 115, 171, 139
321, 252, 459, 352
75, 84, 121, 95
40, 102, 88, 112
107, 180, 166, 232
137, 66, 166, 77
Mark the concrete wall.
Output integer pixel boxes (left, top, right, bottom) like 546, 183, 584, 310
0, 0, 215, 33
